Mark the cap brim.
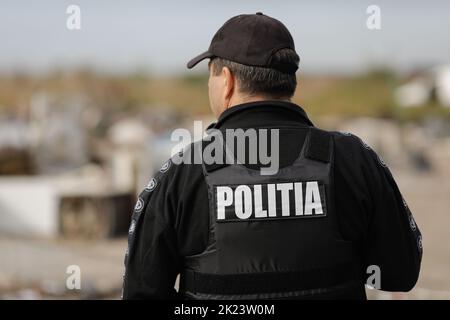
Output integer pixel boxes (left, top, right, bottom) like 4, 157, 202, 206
187, 51, 215, 69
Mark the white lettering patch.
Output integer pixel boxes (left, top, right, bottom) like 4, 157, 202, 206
215, 181, 327, 222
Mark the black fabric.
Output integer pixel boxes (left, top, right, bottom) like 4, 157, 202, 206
305, 129, 331, 163
180, 125, 358, 299
203, 161, 228, 173
213, 100, 314, 129
181, 262, 360, 295
187, 13, 298, 74
122, 100, 423, 300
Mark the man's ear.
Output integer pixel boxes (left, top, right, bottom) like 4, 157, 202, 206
222, 66, 235, 107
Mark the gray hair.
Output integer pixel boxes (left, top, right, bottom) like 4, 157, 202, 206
210, 48, 299, 98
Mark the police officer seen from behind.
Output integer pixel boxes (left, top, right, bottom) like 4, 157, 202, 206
123, 13, 422, 299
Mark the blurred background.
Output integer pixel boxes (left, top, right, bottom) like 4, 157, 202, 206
1, 0, 450, 299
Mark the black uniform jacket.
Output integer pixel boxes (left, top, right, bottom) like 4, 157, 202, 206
122, 100, 422, 299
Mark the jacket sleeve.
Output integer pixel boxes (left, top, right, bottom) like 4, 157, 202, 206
354, 135, 423, 291
122, 159, 181, 299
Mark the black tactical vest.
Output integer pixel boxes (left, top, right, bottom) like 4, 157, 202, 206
180, 127, 364, 299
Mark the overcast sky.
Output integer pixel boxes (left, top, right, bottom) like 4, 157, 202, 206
1, 0, 449, 75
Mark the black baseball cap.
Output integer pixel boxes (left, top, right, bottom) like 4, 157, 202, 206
187, 12, 299, 74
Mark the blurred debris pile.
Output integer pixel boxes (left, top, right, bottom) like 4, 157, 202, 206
333, 117, 450, 173
395, 65, 450, 108
0, 74, 185, 238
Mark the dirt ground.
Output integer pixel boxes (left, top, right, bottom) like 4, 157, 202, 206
0, 169, 449, 300
0, 236, 127, 299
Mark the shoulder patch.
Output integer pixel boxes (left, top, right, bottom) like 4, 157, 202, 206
159, 159, 172, 173
128, 219, 137, 235
145, 178, 158, 192
376, 154, 388, 167
134, 197, 144, 213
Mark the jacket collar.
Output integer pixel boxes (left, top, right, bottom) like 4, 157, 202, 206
209, 100, 314, 129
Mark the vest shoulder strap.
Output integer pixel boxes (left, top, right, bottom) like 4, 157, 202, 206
305, 128, 332, 163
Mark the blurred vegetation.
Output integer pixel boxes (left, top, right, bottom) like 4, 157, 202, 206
1, 68, 450, 121
295, 69, 395, 119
